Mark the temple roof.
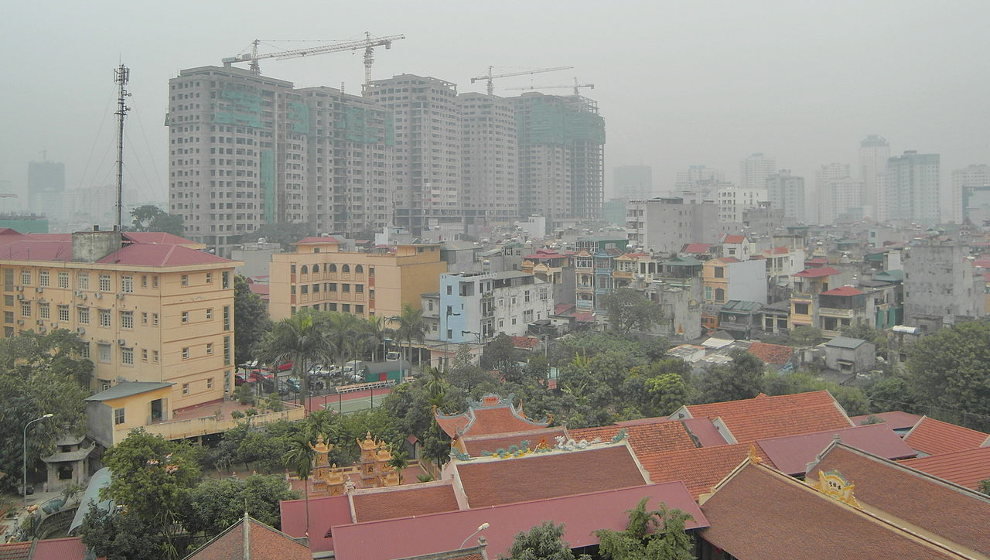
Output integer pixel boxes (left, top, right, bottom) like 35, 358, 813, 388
569, 417, 702, 456
351, 482, 459, 523
435, 394, 549, 438
901, 446, 990, 491
754, 423, 916, 476
903, 416, 990, 456
184, 512, 310, 560
638, 443, 773, 499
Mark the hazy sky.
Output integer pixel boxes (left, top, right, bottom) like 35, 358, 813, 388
2, 1, 989, 210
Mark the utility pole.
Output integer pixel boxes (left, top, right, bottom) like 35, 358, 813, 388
114, 64, 130, 231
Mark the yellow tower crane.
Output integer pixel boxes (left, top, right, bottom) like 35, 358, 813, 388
222, 32, 405, 87
508, 77, 595, 96
470, 66, 574, 96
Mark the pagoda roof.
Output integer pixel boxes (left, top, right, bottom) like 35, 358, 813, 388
435, 394, 549, 438
184, 512, 311, 560
903, 416, 990, 456
351, 482, 459, 523
754, 423, 916, 476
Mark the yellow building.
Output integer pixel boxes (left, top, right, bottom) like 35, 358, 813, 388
789, 266, 839, 330
0, 229, 239, 412
269, 237, 447, 321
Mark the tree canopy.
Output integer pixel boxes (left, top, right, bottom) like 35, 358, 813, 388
233, 275, 272, 365
595, 498, 695, 560
130, 205, 184, 236
601, 288, 664, 335
508, 521, 584, 560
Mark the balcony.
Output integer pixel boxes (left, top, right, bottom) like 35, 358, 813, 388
143, 402, 305, 443
818, 307, 855, 319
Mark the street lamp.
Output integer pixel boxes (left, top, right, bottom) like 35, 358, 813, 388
23, 414, 53, 505
459, 522, 490, 549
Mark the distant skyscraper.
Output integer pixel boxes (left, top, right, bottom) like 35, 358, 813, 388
885, 151, 940, 225
27, 159, 65, 219
859, 135, 889, 220
766, 170, 806, 223
717, 186, 767, 223
674, 165, 728, 201
951, 164, 990, 224
815, 163, 864, 225
458, 93, 519, 222
740, 153, 776, 190
613, 165, 653, 200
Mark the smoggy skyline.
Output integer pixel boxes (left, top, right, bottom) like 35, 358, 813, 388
2, 0, 989, 216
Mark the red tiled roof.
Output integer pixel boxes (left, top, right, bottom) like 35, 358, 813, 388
436, 398, 549, 438
510, 336, 540, 349
456, 445, 648, 508
849, 411, 922, 431
682, 391, 853, 443
638, 442, 772, 499
681, 243, 712, 254
0, 541, 33, 560
682, 417, 731, 446
903, 416, 990, 456
701, 460, 971, 560
570, 418, 699, 456
746, 341, 794, 366
553, 303, 574, 315
96, 243, 232, 267
900, 446, 990, 491
716, 256, 740, 263
329, 483, 707, 560
248, 283, 270, 297
122, 231, 199, 246
31, 537, 87, 560
807, 444, 990, 556
461, 427, 568, 457
0, 233, 232, 268
723, 235, 746, 244
280, 494, 352, 552
794, 266, 839, 278
754, 423, 916, 476
820, 286, 864, 296
768, 246, 790, 255
351, 482, 459, 523
186, 514, 311, 560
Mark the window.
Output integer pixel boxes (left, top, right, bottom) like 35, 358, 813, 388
207, 378, 214, 389
39, 271, 50, 287
77, 273, 89, 290
182, 383, 189, 395
223, 306, 230, 330
3, 295, 11, 306
121, 347, 134, 365
152, 350, 159, 363
206, 308, 213, 319
182, 347, 190, 359
142, 349, 148, 362
20, 302, 30, 317
704, 286, 713, 301
4, 311, 12, 323
120, 311, 134, 329
58, 272, 69, 289
20, 270, 30, 285
356, 305, 364, 314
223, 335, 230, 365
77, 307, 88, 323
181, 275, 189, 287
98, 343, 111, 363
141, 312, 148, 325
181, 311, 189, 323
794, 303, 809, 315
355, 284, 363, 294
121, 276, 133, 293
80, 343, 90, 359
99, 309, 111, 328
141, 275, 147, 288
205, 272, 213, 284
328, 264, 337, 273
343, 284, 350, 293
152, 313, 159, 326
342, 264, 350, 273
114, 408, 125, 425
222, 271, 230, 288
39, 302, 50, 319
206, 342, 214, 355
355, 265, 363, 274
99, 274, 111, 292
714, 267, 725, 279
715, 288, 725, 303
152, 276, 159, 288
524, 290, 531, 303
329, 283, 337, 292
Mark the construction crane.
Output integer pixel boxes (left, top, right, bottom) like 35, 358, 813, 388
222, 32, 405, 86
471, 66, 573, 96
508, 77, 595, 96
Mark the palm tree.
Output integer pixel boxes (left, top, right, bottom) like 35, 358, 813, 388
365, 316, 390, 361
387, 450, 409, 484
283, 436, 316, 538
395, 304, 425, 374
258, 310, 332, 409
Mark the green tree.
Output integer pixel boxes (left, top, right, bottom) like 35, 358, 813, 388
234, 275, 272, 365
80, 503, 166, 560
480, 334, 524, 382
601, 288, 664, 335
247, 223, 317, 251
395, 304, 426, 372
97, 429, 202, 559
595, 498, 694, 560
257, 310, 333, 407
130, 205, 184, 236
980, 479, 990, 496
696, 350, 765, 403
905, 321, 990, 430
183, 475, 297, 537
508, 521, 579, 560
865, 376, 917, 413
645, 373, 691, 417
789, 325, 825, 346
762, 371, 870, 415
388, 450, 409, 483
283, 435, 315, 538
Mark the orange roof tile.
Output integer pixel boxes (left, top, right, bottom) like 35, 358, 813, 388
186, 514, 311, 560
683, 391, 853, 443
637, 443, 772, 499
723, 235, 747, 244
570, 418, 699, 456
456, 445, 648, 508
461, 427, 568, 457
901, 446, 990, 491
351, 482, 460, 523
436, 396, 549, 438
745, 342, 794, 366
794, 266, 839, 278
903, 416, 990, 456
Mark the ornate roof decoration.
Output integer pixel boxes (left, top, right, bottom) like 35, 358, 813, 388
435, 394, 551, 438
812, 469, 861, 509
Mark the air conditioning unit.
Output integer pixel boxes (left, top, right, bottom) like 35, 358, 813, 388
16, 320, 24, 325
117, 339, 126, 346
35, 287, 43, 293
76, 327, 86, 335
36, 320, 43, 325
16, 294, 24, 301
14, 286, 22, 292
94, 293, 102, 299
74, 291, 83, 297
116, 293, 124, 300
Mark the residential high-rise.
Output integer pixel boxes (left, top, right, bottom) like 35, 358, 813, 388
717, 186, 767, 223
740, 153, 776, 190
884, 151, 940, 225
951, 164, 990, 224
859, 135, 890, 220
674, 165, 729, 201
27, 159, 65, 220
815, 163, 863, 224
167, 67, 394, 257
766, 170, 806, 223
510, 93, 605, 224
457, 93, 519, 223
613, 165, 653, 200
903, 241, 983, 331
366, 75, 463, 234
626, 197, 719, 255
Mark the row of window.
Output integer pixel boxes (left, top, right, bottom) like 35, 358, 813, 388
7, 303, 231, 330
290, 303, 365, 316
293, 283, 368, 296
5, 270, 233, 291
291, 263, 371, 276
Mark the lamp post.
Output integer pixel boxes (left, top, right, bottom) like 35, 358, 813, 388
459, 522, 490, 549
23, 413, 53, 505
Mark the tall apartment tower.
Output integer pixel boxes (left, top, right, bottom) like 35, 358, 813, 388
457, 93, 519, 223
859, 135, 890, 220
510, 93, 605, 224
27, 159, 65, 220
885, 151, 940, 225
167, 67, 394, 257
613, 165, 653, 200
674, 165, 728, 200
366, 75, 463, 233
951, 164, 990, 224
766, 170, 806, 223
740, 153, 776, 190
815, 163, 864, 224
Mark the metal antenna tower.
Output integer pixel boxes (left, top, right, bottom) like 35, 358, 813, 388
114, 64, 130, 231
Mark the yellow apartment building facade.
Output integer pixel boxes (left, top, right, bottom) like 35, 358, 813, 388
269, 237, 447, 321
0, 229, 239, 412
